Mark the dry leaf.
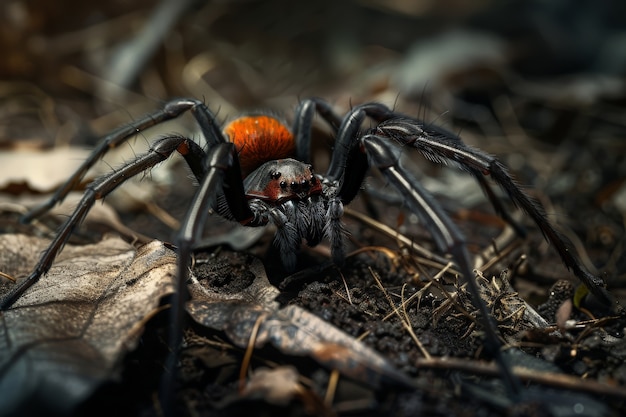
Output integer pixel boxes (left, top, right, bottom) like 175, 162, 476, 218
241, 366, 302, 405
0, 234, 176, 416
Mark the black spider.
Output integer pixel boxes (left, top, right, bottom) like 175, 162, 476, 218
0, 98, 613, 409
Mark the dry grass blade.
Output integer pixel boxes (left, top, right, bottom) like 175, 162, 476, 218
369, 267, 431, 359
344, 207, 459, 273
416, 356, 626, 400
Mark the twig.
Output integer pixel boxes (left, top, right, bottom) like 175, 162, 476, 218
416, 356, 626, 400
343, 207, 454, 268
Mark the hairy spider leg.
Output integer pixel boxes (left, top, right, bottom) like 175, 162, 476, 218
20, 98, 224, 224
1, 133, 255, 414
413, 122, 528, 237
375, 118, 612, 306
0, 137, 207, 310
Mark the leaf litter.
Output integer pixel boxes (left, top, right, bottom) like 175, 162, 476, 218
0, 234, 176, 416
1, 202, 626, 416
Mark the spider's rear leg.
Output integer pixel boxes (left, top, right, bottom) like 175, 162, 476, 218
292, 98, 344, 163
0, 136, 206, 310
379, 121, 528, 237
21, 98, 225, 224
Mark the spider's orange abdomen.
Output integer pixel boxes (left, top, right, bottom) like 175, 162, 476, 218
223, 115, 295, 176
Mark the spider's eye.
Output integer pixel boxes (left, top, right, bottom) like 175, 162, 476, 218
280, 181, 287, 189
271, 171, 281, 180
291, 181, 300, 191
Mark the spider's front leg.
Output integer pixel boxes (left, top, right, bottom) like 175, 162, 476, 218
160, 141, 253, 412
335, 132, 524, 401
375, 118, 613, 307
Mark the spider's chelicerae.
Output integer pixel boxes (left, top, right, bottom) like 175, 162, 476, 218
0, 97, 614, 405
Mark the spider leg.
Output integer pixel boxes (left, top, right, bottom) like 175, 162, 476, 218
349, 133, 524, 401
0, 136, 207, 310
160, 141, 245, 414
323, 102, 528, 236
325, 102, 400, 181
21, 98, 225, 223
292, 98, 344, 163
422, 124, 528, 237
376, 118, 612, 306
160, 141, 276, 412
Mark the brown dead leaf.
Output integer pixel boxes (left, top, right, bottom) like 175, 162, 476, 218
0, 234, 176, 416
186, 254, 415, 390
241, 366, 302, 405
238, 366, 331, 416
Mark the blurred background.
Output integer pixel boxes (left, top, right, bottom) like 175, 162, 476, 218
2, 0, 625, 137
1, 0, 625, 292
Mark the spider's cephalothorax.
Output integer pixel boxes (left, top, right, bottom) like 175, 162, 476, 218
1, 97, 614, 410
225, 156, 341, 270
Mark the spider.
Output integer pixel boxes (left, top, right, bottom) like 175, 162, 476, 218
0, 97, 613, 408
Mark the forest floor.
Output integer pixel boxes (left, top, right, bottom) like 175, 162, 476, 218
1, 1, 626, 416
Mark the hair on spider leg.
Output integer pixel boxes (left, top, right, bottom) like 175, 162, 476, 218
1, 96, 618, 414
